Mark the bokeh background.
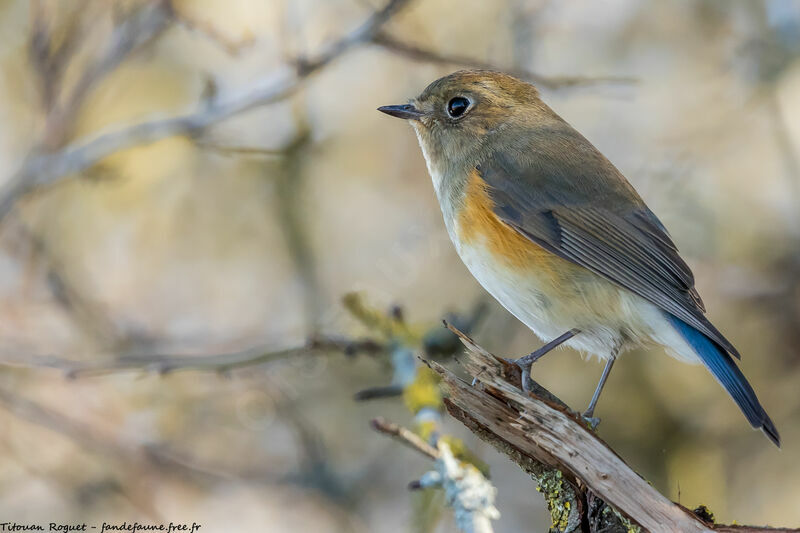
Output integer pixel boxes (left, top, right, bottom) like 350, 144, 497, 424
0, 0, 799, 531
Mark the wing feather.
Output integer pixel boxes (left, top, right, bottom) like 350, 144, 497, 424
479, 151, 737, 358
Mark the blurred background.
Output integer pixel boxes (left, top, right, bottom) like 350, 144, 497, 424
0, 0, 798, 531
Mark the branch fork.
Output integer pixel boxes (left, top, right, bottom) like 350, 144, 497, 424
371, 417, 500, 533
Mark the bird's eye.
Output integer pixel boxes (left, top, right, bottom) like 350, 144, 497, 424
447, 96, 470, 118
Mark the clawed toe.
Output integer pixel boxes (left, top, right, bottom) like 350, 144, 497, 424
509, 358, 534, 392
582, 414, 601, 430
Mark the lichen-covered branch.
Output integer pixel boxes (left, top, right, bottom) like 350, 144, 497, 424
432, 323, 799, 533
443, 400, 587, 532
372, 418, 499, 533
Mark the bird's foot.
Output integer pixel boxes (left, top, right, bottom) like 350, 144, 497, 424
505, 356, 535, 392
506, 345, 557, 392
505, 330, 579, 393
582, 414, 601, 430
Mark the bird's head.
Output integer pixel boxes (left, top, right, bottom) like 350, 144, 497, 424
379, 70, 557, 179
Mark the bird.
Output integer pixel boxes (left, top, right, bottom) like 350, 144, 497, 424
378, 70, 780, 447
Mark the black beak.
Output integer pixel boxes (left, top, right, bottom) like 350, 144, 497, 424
377, 104, 425, 120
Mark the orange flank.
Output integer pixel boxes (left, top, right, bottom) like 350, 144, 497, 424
457, 170, 570, 277
455, 169, 629, 331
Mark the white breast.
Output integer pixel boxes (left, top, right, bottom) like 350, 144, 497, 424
454, 235, 700, 364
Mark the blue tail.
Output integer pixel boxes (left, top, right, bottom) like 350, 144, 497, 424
665, 314, 780, 447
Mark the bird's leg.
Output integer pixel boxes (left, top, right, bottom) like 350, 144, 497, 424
582, 355, 617, 429
508, 329, 579, 393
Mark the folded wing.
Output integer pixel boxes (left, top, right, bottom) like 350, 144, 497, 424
478, 148, 739, 359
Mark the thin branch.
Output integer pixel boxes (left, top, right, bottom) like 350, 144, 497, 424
354, 384, 404, 401
272, 119, 323, 332
193, 140, 290, 157
28, 0, 95, 113
172, 4, 255, 55
372, 32, 637, 90
9, 215, 124, 347
65, 345, 311, 377
371, 417, 440, 460
0, 335, 384, 377
0, 0, 412, 220
43, 0, 175, 149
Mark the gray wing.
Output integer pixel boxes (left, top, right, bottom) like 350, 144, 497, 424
478, 151, 740, 359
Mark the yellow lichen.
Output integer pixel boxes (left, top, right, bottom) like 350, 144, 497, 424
342, 292, 420, 343
537, 470, 571, 530
440, 435, 490, 477
404, 366, 443, 414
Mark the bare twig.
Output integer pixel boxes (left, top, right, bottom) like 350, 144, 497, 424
0, 0, 411, 220
42, 0, 175, 149
371, 417, 439, 460
272, 119, 323, 332
28, 0, 86, 112
433, 323, 799, 533
172, 4, 255, 55
0, 335, 384, 377
8, 215, 123, 347
372, 32, 637, 90
192, 141, 290, 157
354, 384, 404, 401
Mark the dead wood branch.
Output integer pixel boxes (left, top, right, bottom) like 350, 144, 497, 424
429, 323, 798, 533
